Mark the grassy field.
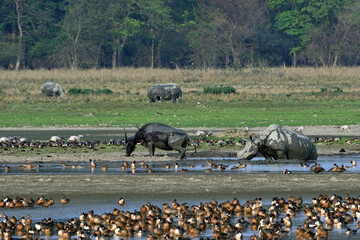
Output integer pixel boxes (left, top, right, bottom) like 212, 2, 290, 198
0, 67, 359, 128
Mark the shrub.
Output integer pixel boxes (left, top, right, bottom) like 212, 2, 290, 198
204, 85, 236, 94
312, 87, 343, 95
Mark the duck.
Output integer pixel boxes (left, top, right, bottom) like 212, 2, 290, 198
315, 225, 329, 238
24, 163, 32, 169
35, 196, 45, 205
346, 227, 357, 236
118, 197, 125, 206
131, 161, 136, 170
329, 163, 345, 172
283, 169, 292, 174
238, 164, 247, 168
42, 198, 54, 207
101, 165, 108, 171
310, 163, 325, 173
89, 159, 97, 168
61, 196, 70, 205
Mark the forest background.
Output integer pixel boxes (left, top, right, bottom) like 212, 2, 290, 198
1, 0, 360, 70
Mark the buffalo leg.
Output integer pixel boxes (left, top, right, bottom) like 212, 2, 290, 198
172, 146, 186, 159
169, 136, 188, 159
148, 143, 155, 156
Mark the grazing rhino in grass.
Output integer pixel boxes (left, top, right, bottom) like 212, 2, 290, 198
148, 83, 182, 103
237, 124, 318, 161
41, 82, 66, 100
125, 123, 189, 159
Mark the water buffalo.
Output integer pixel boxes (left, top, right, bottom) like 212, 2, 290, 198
237, 124, 317, 161
41, 82, 66, 100
125, 123, 189, 159
148, 83, 182, 103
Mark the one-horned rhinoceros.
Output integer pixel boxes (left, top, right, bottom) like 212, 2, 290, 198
148, 83, 182, 103
125, 123, 189, 159
41, 82, 66, 100
237, 124, 317, 161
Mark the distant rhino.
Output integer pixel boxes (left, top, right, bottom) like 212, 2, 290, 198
237, 124, 317, 161
148, 83, 182, 103
41, 82, 66, 100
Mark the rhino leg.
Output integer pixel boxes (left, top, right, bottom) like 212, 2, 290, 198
275, 150, 287, 160
263, 154, 274, 161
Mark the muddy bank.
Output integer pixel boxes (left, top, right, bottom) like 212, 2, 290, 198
0, 173, 359, 197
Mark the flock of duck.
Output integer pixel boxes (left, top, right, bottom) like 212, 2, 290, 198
0, 194, 360, 239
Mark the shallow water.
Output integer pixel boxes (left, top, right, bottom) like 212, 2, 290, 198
1, 154, 359, 175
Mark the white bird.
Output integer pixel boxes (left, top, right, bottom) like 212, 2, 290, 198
19, 137, 29, 143
340, 125, 350, 130
294, 126, 305, 132
49, 136, 62, 142
0, 137, 11, 143
67, 135, 84, 142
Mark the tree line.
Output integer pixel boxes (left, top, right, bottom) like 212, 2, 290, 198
1, 0, 359, 70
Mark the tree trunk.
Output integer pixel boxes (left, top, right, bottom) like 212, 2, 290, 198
155, 36, 163, 68
150, 38, 154, 69
332, 54, 339, 68
14, 0, 23, 71
112, 50, 117, 69
292, 51, 297, 67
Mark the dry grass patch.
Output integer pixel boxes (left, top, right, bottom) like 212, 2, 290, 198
0, 67, 359, 103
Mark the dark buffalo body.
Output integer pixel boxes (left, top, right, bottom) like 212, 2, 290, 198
126, 123, 189, 159
147, 83, 182, 103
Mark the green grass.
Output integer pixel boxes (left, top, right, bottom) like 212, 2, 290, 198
0, 99, 358, 128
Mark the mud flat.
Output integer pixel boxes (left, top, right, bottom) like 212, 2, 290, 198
0, 173, 359, 197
